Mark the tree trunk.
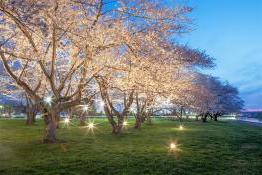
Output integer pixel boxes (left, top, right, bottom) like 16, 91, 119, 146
43, 109, 57, 143
214, 113, 220, 121
115, 115, 124, 134
106, 113, 120, 134
195, 115, 199, 121
25, 95, 37, 125
112, 123, 123, 134
144, 113, 152, 125
134, 114, 142, 129
56, 116, 60, 129
79, 114, 86, 126
201, 114, 208, 122
43, 119, 57, 143
26, 105, 37, 125
26, 111, 36, 125
201, 117, 207, 122
108, 114, 125, 134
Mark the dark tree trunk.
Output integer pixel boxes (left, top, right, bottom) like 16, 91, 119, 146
209, 113, 214, 120
214, 113, 221, 121
201, 113, 208, 123
195, 115, 199, 121
201, 116, 207, 122
26, 110, 36, 125
175, 112, 182, 122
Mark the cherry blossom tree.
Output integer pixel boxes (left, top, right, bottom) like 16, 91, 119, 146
0, 0, 113, 142
192, 74, 244, 122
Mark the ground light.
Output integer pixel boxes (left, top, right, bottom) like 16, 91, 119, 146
170, 143, 176, 149
85, 121, 97, 134
64, 118, 70, 124
179, 125, 184, 130
170, 142, 177, 150
87, 122, 94, 129
123, 121, 128, 126
63, 118, 70, 128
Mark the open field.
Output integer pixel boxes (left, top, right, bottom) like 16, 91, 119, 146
0, 118, 261, 175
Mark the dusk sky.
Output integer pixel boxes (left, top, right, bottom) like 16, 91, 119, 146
168, 0, 262, 109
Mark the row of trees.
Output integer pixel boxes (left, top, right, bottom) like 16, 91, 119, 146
0, 0, 243, 143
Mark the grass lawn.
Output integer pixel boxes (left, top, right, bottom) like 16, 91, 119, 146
0, 118, 261, 175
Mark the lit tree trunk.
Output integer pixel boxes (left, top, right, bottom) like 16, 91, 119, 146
25, 95, 37, 125
26, 108, 37, 125
134, 114, 143, 129
43, 108, 58, 143
97, 78, 134, 134
110, 118, 118, 134
116, 115, 124, 134
104, 104, 117, 134
134, 93, 143, 129
104, 106, 124, 134
134, 94, 153, 128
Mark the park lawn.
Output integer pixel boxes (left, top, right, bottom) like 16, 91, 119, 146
0, 118, 261, 175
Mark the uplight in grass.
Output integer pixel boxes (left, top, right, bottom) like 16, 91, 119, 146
87, 122, 94, 129
64, 118, 70, 124
85, 121, 97, 134
170, 143, 177, 150
123, 121, 128, 126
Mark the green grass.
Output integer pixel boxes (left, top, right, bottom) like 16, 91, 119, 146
0, 118, 261, 175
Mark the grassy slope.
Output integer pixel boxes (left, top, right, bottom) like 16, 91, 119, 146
0, 118, 261, 175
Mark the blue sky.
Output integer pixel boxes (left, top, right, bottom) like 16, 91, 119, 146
168, 0, 262, 109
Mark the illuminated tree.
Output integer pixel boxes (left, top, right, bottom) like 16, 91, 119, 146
0, 0, 108, 142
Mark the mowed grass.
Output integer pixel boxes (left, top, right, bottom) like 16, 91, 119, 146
0, 118, 262, 175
